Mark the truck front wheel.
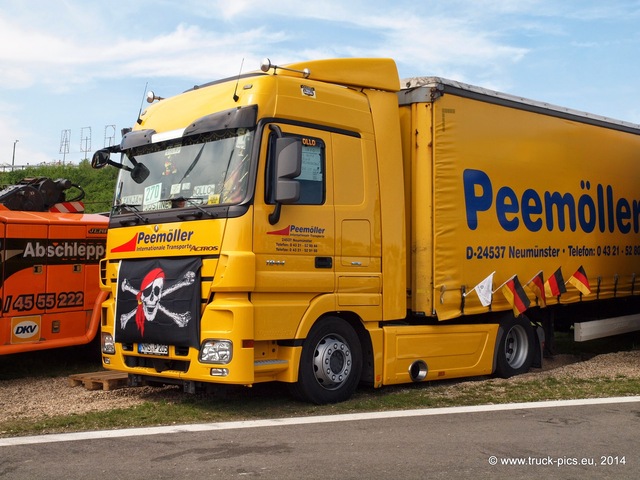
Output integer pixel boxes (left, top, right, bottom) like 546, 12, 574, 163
291, 318, 362, 404
495, 316, 535, 378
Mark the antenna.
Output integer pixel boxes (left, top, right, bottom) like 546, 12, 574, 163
59, 129, 71, 163
80, 127, 92, 162
233, 58, 245, 102
136, 82, 148, 125
104, 124, 116, 147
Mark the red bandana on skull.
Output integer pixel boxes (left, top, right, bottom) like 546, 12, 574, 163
136, 268, 165, 335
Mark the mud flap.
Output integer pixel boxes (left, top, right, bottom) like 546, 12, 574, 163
531, 324, 545, 368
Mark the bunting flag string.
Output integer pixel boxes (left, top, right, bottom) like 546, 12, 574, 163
462, 266, 591, 316
462, 267, 592, 314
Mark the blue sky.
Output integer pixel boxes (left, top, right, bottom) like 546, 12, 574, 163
1, 0, 639, 167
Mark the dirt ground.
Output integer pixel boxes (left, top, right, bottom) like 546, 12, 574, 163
1, 350, 639, 424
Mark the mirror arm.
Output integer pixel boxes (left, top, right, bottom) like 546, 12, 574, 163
108, 158, 132, 171
268, 124, 283, 224
270, 124, 283, 138
268, 202, 282, 225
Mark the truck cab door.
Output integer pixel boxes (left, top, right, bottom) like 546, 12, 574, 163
332, 133, 382, 309
252, 124, 335, 337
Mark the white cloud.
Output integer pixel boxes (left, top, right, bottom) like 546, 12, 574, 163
0, 0, 637, 165
104, 26, 289, 81
0, 13, 290, 91
0, 0, 537, 94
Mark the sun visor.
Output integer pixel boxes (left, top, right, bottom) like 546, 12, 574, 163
120, 129, 156, 150
183, 105, 258, 137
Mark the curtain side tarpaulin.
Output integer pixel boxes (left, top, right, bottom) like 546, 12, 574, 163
428, 94, 640, 320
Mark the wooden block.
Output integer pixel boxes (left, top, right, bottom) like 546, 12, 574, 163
68, 371, 128, 391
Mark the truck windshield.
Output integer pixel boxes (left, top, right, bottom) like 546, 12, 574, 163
113, 128, 253, 214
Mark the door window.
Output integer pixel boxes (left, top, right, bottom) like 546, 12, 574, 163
266, 133, 325, 205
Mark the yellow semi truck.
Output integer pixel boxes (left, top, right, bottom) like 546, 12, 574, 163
92, 58, 639, 403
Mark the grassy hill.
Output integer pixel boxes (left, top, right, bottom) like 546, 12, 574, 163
0, 160, 117, 214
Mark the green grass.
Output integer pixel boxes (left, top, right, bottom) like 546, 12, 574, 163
2, 375, 639, 438
1, 331, 638, 438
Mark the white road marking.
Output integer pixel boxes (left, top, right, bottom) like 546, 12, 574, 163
1, 396, 638, 447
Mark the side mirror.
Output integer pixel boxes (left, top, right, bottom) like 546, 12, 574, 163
269, 136, 302, 225
131, 163, 150, 184
91, 146, 149, 184
273, 137, 302, 203
91, 149, 110, 169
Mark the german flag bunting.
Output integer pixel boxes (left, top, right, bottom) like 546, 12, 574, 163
501, 275, 531, 317
544, 267, 567, 298
568, 265, 591, 296
526, 270, 547, 308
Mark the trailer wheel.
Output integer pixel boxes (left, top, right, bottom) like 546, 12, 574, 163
495, 316, 535, 378
291, 318, 362, 404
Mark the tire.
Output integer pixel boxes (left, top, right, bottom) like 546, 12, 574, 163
291, 317, 362, 404
494, 316, 535, 378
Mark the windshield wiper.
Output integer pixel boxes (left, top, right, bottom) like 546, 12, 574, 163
177, 143, 206, 184
185, 198, 216, 218
161, 197, 217, 219
115, 203, 149, 225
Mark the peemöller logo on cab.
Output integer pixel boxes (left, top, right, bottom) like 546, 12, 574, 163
111, 228, 198, 254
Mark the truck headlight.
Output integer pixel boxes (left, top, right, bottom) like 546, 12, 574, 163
102, 332, 115, 354
199, 339, 233, 364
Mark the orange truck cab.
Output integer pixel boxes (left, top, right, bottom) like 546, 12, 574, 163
0, 177, 108, 354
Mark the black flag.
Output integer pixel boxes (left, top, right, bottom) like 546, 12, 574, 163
115, 257, 201, 348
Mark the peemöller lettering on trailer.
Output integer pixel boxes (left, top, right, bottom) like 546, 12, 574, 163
463, 169, 639, 234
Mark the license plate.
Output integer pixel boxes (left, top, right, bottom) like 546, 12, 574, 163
138, 343, 169, 356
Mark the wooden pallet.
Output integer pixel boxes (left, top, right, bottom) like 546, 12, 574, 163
68, 371, 129, 391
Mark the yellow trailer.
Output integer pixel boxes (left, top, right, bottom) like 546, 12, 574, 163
400, 76, 639, 318
92, 58, 639, 403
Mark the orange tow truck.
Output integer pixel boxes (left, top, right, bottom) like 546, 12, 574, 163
0, 177, 108, 354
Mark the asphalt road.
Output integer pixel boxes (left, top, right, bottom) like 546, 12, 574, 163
1, 397, 638, 480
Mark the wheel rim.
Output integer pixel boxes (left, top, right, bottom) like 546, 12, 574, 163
504, 324, 529, 369
312, 334, 352, 390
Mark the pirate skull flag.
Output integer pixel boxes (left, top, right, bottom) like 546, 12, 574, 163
115, 257, 202, 348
